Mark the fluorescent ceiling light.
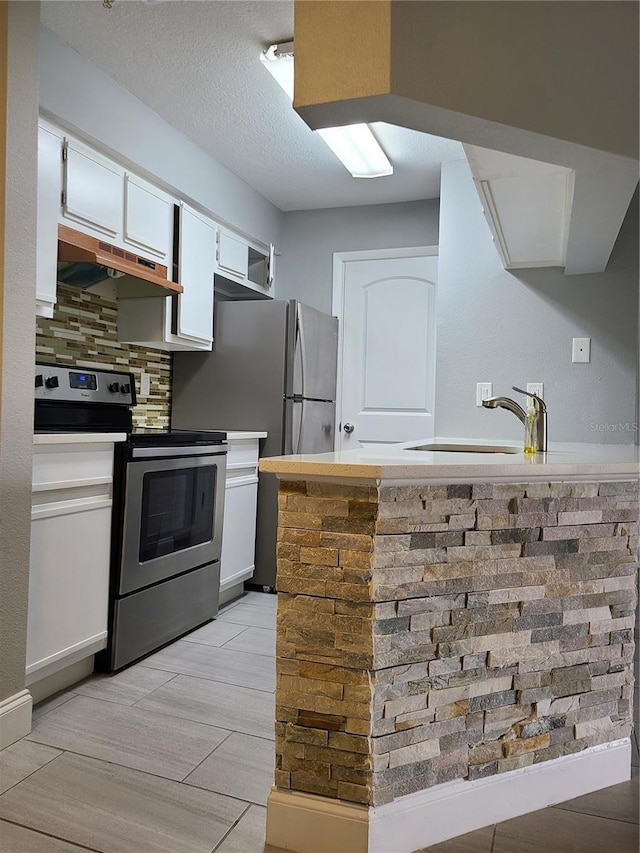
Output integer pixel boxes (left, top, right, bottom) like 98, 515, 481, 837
316, 125, 393, 179
260, 44, 393, 179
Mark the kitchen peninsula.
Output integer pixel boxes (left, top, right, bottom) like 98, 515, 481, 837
260, 442, 639, 853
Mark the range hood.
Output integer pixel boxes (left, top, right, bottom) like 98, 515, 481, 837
57, 225, 183, 296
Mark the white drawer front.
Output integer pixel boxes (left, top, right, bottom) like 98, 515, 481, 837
33, 444, 115, 491
226, 439, 259, 470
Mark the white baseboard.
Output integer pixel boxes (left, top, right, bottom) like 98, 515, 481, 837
0, 689, 32, 749
266, 739, 631, 853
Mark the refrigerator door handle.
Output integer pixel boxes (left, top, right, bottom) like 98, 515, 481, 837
285, 398, 304, 456
295, 398, 304, 454
294, 303, 306, 399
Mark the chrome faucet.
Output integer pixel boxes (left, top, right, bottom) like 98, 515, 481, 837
482, 386, 547, 452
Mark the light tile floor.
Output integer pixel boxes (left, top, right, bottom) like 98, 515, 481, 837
0, 591, 637, 853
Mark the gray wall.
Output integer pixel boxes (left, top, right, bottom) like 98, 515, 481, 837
39, 27, 283, 249
436, 159, 638, 444
277, 200, 440, 314
0, 1, 39, 704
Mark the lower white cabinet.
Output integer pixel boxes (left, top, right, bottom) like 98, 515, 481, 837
220, 436, 262, 592
27, 437, 122, 686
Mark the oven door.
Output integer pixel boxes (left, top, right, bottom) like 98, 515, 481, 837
118, 447, 226, 596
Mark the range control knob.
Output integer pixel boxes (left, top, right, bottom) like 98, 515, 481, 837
35, 374, 44, 388
45, 376, 59, 389
120, 383, 131, 395
108, 382, 120, 393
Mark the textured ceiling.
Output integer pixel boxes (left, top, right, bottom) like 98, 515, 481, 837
41, 0, 464, 212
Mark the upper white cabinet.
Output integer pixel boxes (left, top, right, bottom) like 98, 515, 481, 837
217, 231, 249, 280
37, 118, 276, 340
123, 173, 173, 264
177, 204, 217, 344
118, 203, 217, 351
36, 123, 63, 318
216, 230, 274, 298
62, 138, 124, 239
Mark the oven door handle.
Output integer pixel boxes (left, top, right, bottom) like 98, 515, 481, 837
130, 445, 227, 459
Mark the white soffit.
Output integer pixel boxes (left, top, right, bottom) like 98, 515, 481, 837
463, 144, 574, 269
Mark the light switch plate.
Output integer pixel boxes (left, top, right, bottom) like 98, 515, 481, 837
140, 372, 151, 396
476, 382, 492, 407
572, 337, 591, 363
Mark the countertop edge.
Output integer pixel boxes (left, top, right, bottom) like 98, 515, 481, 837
259, 460, 640, 481
224, 431, 268, 441
259, 442, 640, 481
33, 433, 128, 446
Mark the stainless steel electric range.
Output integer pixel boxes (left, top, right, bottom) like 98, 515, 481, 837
35, 362, 227, 671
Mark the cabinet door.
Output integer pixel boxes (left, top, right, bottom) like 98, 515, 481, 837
36, 125, 63, 318
220, 472, 259, 590
123, 174, 173, 262
217, 231, 248, 280
27, 499, 111, 677
62, 138, 123, 238
177, 205, 216, 343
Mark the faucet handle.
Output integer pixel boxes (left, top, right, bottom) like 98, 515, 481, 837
512, 386, 547, 412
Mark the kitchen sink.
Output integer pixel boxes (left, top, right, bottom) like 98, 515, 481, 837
406, 442, 520, 454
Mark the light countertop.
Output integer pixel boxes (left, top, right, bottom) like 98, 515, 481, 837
34, 433, 128, 445
259, 439, 640, 482
224, 431, 268, 441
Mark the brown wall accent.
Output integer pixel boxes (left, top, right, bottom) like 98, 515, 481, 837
36, 285, 171, 429
294, 1, 391, 109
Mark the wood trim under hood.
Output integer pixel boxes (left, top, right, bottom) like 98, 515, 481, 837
57, 225, 183, 294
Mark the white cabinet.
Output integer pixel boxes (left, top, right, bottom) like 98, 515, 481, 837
216, 230, 275, 298
36, 123, 63, 318
177, 205, 217, 344
117, 203, 216, 351
220, 437, 262, 591
62, 137, 124, 239
123, 173, 173, 264
27, 438, 121, 686
217, 231, 249, 280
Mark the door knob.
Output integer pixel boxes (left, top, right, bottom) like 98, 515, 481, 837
343, 422, 355, 434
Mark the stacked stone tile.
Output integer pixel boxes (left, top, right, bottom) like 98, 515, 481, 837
274, 478, 638, 807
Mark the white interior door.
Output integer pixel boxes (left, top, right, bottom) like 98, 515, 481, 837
334, 249, 438, 449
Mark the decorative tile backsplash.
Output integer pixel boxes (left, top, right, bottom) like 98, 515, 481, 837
35, 285, 171, 428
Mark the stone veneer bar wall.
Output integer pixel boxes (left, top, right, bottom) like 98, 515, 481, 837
275, 479, 638, 808
36, 284, 171, 428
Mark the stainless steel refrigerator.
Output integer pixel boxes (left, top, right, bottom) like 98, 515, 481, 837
172, 299, 338, 589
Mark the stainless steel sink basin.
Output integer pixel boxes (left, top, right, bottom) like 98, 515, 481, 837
406, 442, 520, 454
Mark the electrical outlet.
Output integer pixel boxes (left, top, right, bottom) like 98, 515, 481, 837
572, 337, 590, 363
476, 382, 492, 407
526, 382, 544, 398
140, 372, 151, 396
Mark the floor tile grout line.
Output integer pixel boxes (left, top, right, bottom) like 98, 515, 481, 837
13, 742, 262, 797
178, 728, 236, 783
136, 665, 276, 695
210, 802, 253, 853
128, 671, 182, 708
550, 804, 638, 826
0, 747, 63, 798
490, 822, 497, 852
183, 622, 252, 649
0, 814, 106, 853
